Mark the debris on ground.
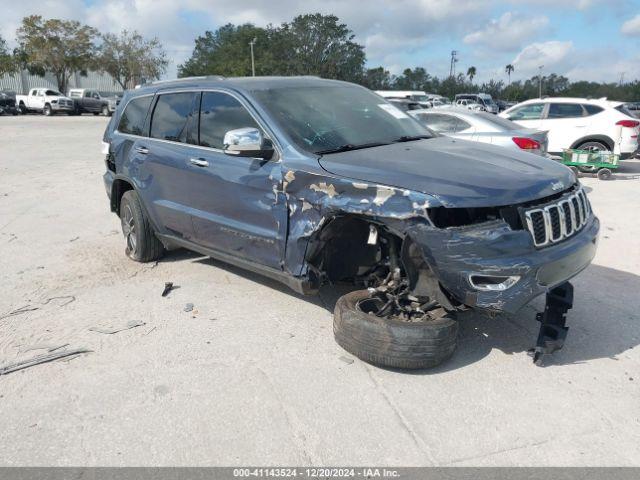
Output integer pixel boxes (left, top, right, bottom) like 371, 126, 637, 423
89, 320, 146, 335
161, 282, 175, 297
23, 343, 69, 353
42, 295, 76, 307
0, 348, 92, 375
339, 355, 355, 365
0, 305, 39, 320
184, 303, 194, 312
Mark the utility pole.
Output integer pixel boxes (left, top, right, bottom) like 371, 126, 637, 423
249, 37, 257, 77
538, 65, 544, 98
449, 50, 458, 78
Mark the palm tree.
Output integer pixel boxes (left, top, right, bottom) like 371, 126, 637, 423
505, 64, 514, 85
467, 66, 476, 83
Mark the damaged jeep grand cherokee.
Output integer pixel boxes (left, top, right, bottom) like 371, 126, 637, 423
103, 76, 599, 369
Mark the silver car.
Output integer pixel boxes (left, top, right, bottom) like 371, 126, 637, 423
409, 107, 549, 156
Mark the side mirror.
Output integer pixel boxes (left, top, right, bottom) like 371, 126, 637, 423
223, 127, 274, 159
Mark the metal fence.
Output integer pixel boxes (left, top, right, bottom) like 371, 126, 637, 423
0, 70, 123, 94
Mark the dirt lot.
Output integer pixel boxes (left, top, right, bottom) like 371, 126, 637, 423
1, 115, 639, 466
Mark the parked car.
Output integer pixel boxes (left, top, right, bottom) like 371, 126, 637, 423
15, 88, 74, 115
455, 99, 484, 111
455, 93, 498, 113
99, 91, 122, 115
376, 90, 432, 108
408, 107, 548, 156
68, 88, 111, 116
103, 76, 598, 369
427, 94, 451, 106
386, 98, 424, 111
500, 97, 640, 158
496, 100, 516, 112
623, 102, 640, 119
0, 90, 18, 115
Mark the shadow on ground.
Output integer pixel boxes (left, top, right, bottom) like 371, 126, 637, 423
160, 250, 640, 373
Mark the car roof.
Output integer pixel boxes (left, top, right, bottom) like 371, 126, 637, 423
131, 76, 356, 96
514, 96, 622, 107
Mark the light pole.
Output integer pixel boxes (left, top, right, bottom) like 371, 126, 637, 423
249, 38, 257, 77
538, 65, 544, 98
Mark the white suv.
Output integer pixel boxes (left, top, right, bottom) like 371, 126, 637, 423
500, 97, 639, 158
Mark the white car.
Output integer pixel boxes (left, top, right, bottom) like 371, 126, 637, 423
455, 99, 484, 111
500, 97, 639, 158
15, 88, 75, 116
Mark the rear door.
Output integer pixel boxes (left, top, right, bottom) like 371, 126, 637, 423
183, 90, 286, 269
540, 103, 590, 152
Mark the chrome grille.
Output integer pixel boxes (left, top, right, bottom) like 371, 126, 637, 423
524, 189, 591, 248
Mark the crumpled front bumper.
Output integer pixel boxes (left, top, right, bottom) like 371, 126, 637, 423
408, 214, 599, 314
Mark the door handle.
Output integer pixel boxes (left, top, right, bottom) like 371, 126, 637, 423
189, 158, 209, 167
135, 146, 149, 154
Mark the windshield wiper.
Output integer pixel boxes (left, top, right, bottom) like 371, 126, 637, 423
316, 141, 390, 155
392, 135, 432, 143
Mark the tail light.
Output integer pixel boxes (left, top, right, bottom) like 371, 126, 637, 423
616, 120, 639, 128
512, 137, 541, 150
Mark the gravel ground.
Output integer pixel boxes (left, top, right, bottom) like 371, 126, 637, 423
1, 115, 639, 466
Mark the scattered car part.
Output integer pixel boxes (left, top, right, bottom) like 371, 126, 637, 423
0, 348, 92, 375
334, 288, 458, 370
161, 282, 174, 297
529, 282, 573, 365
89, 320, 146, 334
184, 303, 194, 312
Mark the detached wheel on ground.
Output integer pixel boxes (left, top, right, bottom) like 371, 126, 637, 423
333, 290, 458, 370
119, 190, 164, 262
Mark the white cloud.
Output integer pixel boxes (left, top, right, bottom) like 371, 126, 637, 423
507, 0, 603, 10
511, 40, 575, 77
621, 14, 640, 36
464, 12, 549, 51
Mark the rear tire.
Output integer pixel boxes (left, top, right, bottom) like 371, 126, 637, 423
119, 190, 164, 262
576, 140, 610, 152
333, 290, 458, 370
597, 168, 612, 180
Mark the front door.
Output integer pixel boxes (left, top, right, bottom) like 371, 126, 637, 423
185, 90, 286, 270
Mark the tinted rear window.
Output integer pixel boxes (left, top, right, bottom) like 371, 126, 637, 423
118, 96, 153, 136
150, 92, 197, 142
547, 103, 585, 119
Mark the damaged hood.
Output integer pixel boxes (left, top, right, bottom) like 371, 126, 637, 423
318, 136, 575, 208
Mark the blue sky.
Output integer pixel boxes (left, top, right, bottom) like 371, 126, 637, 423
2, 0, 640, 83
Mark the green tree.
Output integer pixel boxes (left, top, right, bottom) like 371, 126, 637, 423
505, 64, 514, 85
178, 24, 274, 77
0, 35, 18, 76
98, 30, 168, 89
361, 66, 392, 90
467, 66, 476, 83
16, 15, 98, 93
273, 13, 365, 81
392, 67, 432, 91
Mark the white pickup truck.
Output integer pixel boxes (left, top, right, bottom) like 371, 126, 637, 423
16, 88, 75, 115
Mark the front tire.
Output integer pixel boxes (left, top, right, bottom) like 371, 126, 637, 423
119, 190, 164, 262
102, 105, 109, 116
333, 290, 458, 370
43, 104, 52, 116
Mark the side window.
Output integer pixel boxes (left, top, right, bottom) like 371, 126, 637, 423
584, 104, 604, 116
547, 103, 585, 119
507, 103, 544, 120
118, 96, 153, 136
199, 92, 260, 149
420, 114, 460, 133
150, 92, 197, 142
455, 118, 472, 131
84, 91, 92, 98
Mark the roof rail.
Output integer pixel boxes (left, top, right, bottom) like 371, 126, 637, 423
134, 75, 226, 88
